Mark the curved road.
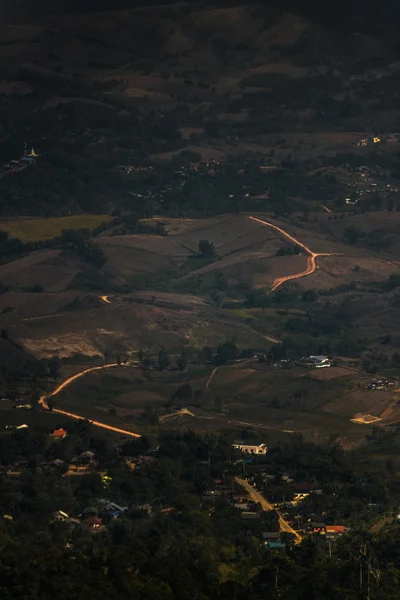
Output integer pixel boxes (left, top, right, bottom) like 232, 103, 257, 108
39, 363, 141, 438
235, 476, 302, 541
248, 216, 333, 292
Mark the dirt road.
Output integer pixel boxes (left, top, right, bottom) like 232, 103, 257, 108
235, 476, 302, 541
39, 363, 141, 438
51, 407, 141, 438
205, 367, 219, 389
248, 215, 333, 291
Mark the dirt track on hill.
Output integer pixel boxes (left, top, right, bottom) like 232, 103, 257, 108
39, 363, 141, 438
248, 216, 334, 291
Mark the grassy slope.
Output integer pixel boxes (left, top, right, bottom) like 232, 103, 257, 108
0, 215, 112, 242
1, 213, 399, 358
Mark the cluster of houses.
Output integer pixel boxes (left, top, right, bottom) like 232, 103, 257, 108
356, 135, 381, 147
53, 501, 129, 535
365, 378, 399, 391
0, 146, 39, 180
203, 476, 346, 549
118, 164, 154, 174
344, 165, 399, 206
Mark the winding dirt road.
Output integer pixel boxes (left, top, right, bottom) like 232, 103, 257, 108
39, 363, 141, 438
248, 216, 333, 291
235, 476, 302, 541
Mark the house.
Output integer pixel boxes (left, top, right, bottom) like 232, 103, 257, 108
233, 503, 250, 511
308, 355, 331, 368
267, 541, 286, 550
27, 146, 39, 158
233, 442, 268, 455
6, 467, 22, 478
241, 511, 259, 520
103, 502, 128, 514
262, 532, 280, 541
293, 492, 309, 503
51, 428, 67, 439
311, 522, 326, 533
325, 525, 345, 541
53, 510, 69, 522
78, 450, 95, 463
87, 516, 103, 530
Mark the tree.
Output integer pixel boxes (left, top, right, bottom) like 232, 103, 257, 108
198, 240, 216, 260
175, 384, 194, 406
177, 351, 188, 371
138, 349, 145, 362
30, 392, 40, 409
344, 225, 361, 245
158, 348, 170, 371
202, 346, 214, 362
47, 356, 61, 380
216, 341, 237, 365
302, 289, 318, 302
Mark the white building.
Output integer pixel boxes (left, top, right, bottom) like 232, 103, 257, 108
309, 355, 331, 368
233, 442, 268, 455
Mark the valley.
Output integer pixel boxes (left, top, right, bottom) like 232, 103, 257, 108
1, 0, 400, 445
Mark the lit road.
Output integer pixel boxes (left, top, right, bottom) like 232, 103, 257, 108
39, 363, 141, 438
100, 295, 112, 304
235, 476, 302, 541
51, 407, 141, 438
248, 215, 333, 291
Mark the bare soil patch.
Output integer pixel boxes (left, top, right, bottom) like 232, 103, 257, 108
308, 366, 355, 380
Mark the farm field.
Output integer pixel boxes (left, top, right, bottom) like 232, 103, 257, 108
0, 290, 276, 358
1, 212, 400, 360
0, 214, 112, 242
45, 360, 388, 442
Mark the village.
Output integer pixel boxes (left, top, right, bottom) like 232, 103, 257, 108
0, 144, 39, 179
2, 421, 397, 553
